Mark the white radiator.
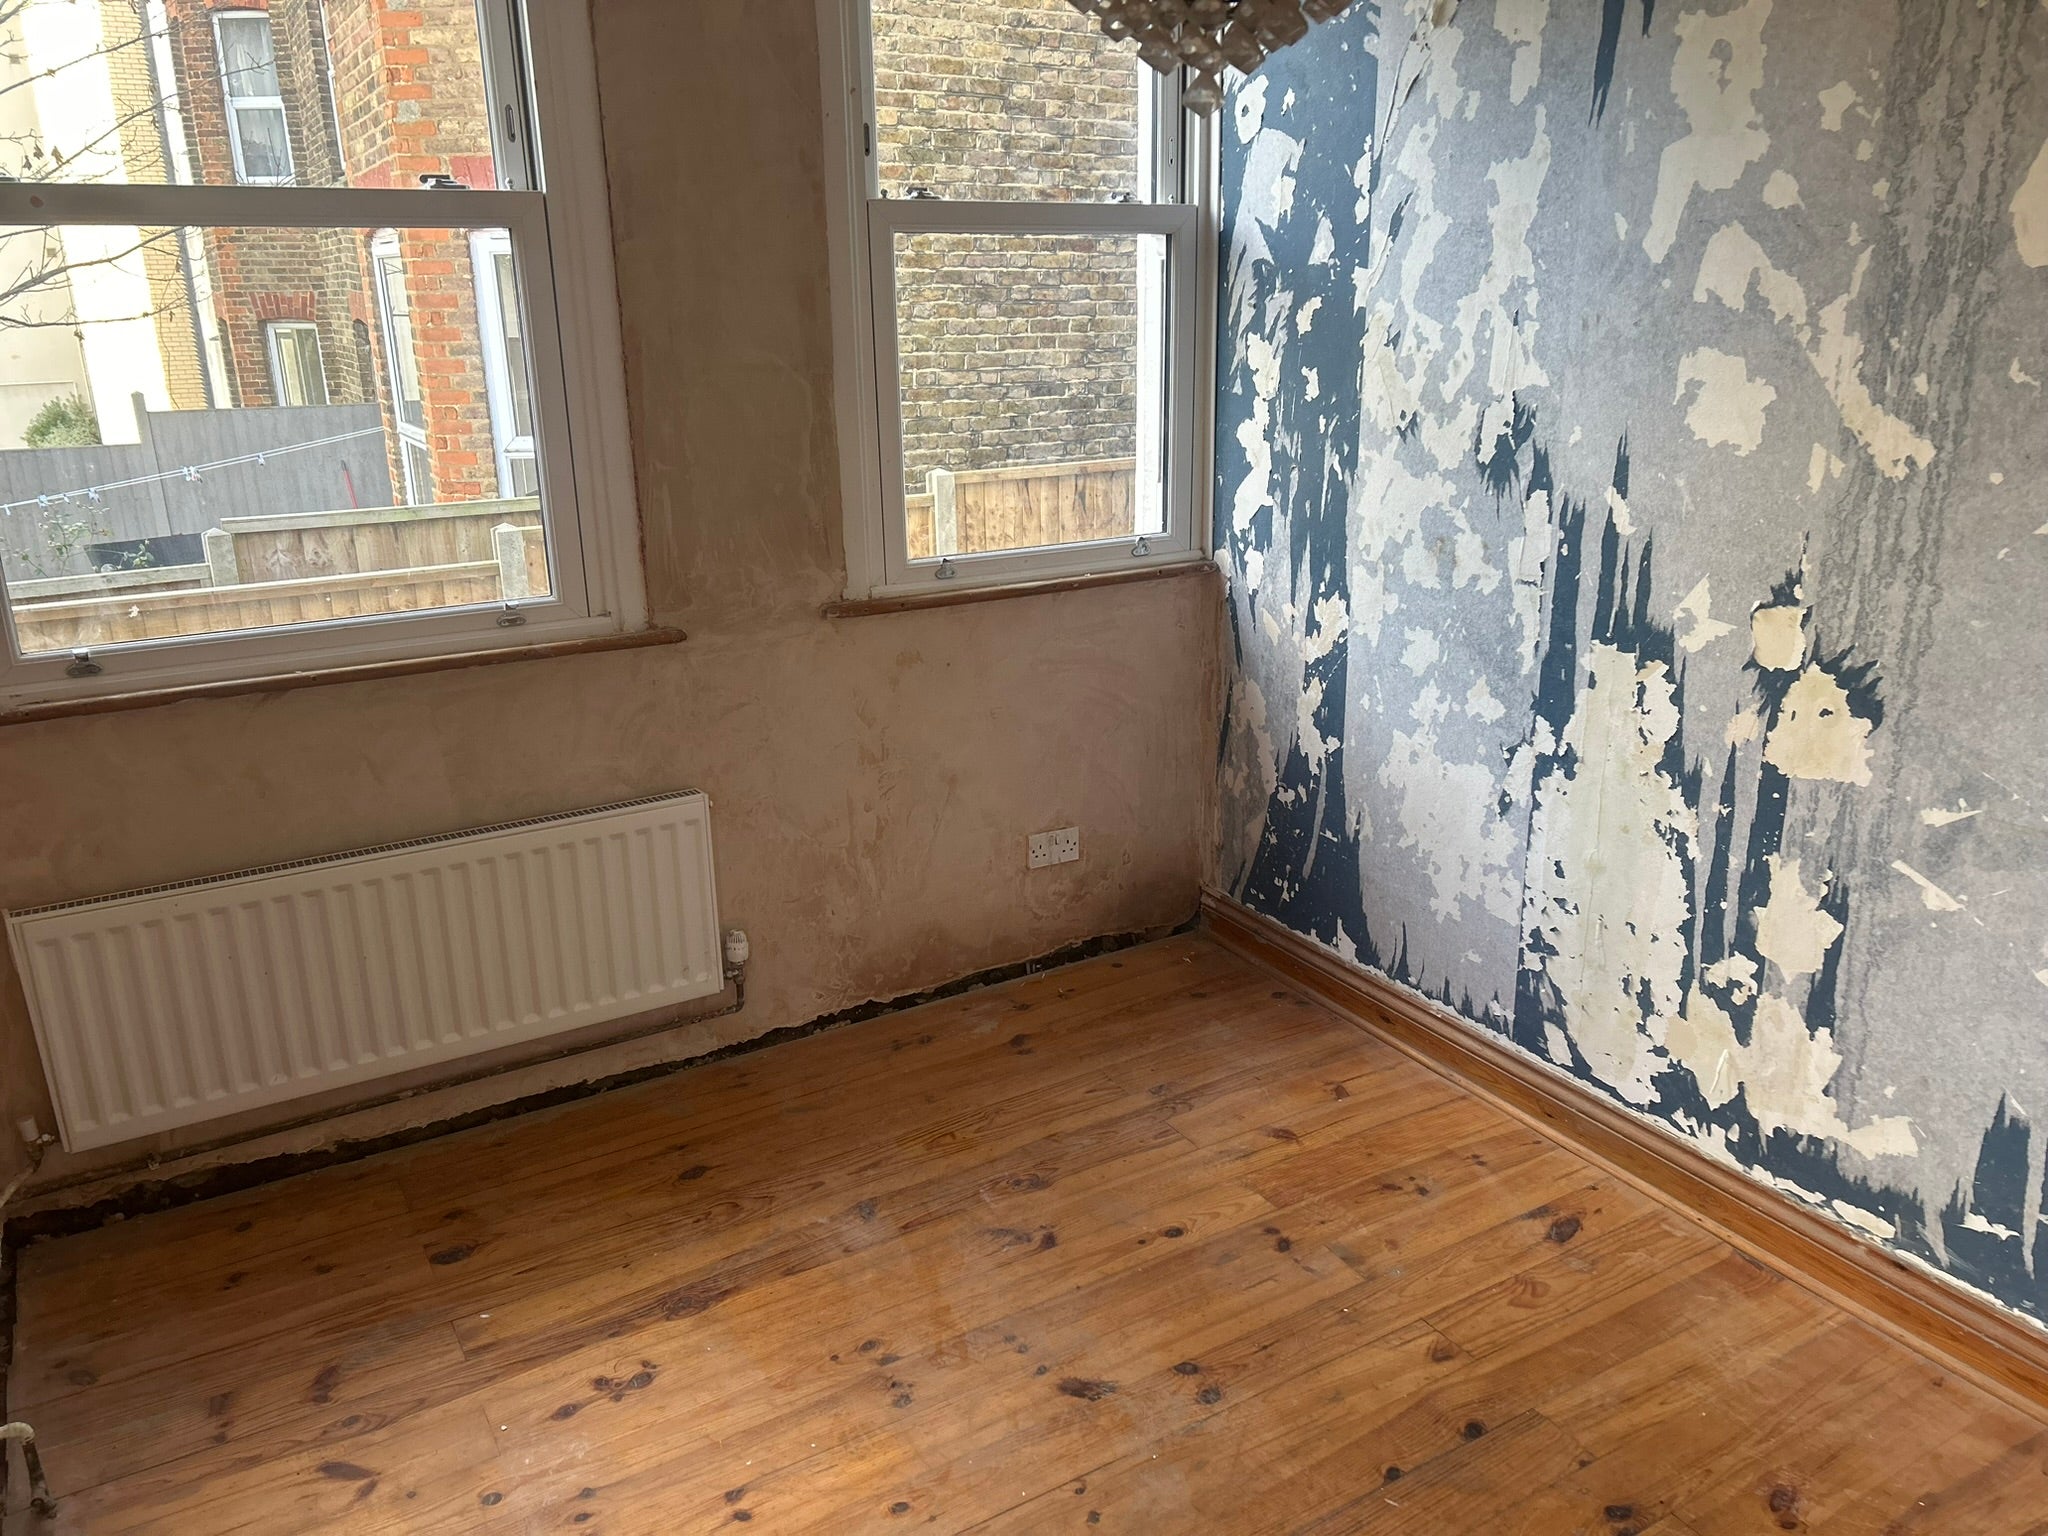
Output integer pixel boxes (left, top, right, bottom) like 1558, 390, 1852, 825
7, 793, 723, 1153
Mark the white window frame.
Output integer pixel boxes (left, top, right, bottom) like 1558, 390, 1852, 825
0, 1, 645, 708
469, 229, 538, 499
264, 319, 327, 407
214, 11, 295, 186
818, 0, 1217, 600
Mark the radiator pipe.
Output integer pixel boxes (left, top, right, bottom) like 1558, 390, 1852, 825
2, 1421, 55, 1517
0, 1134, 55, 1221
11, 947, 748, 1212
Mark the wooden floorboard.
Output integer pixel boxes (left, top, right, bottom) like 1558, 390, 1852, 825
8, 934, 2046, 1533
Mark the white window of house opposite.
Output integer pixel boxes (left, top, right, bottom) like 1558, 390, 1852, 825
820, 0, 1215, 599
214, 12, 294, 186
265, 321, 327, 407
0, 0, 642, 707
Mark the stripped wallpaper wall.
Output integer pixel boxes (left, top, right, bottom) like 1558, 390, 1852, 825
1214, 0, 2048, 1321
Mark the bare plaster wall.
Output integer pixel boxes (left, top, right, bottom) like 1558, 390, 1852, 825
0, 0, 1221, 1194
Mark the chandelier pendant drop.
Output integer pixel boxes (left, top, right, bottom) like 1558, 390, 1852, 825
1065, 0, 1354, 114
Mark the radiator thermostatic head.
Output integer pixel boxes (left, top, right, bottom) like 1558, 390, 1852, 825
723, 929, 751, 969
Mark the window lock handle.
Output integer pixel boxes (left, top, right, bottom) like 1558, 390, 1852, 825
905, 185, 939, 200
418, 173, 467, 190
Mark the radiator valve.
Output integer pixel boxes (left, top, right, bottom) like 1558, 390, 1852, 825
723, 929, 751, 972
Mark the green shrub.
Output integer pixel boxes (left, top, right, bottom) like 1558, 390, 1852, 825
22, 393, 101, 448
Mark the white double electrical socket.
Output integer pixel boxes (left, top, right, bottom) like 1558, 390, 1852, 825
1028, 826, 1081, 870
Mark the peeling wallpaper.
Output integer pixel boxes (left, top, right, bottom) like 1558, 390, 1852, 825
1214, 0, 2048, 1321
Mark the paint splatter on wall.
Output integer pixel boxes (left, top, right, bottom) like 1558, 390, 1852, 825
1214, 0, 2048, 1322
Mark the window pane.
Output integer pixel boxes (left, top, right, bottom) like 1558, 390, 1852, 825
0, 0, 496, 190
268, 324, 328, 407
1, 223, 552, 655
232, 105, 294, 183
216, 17, 282, 99
869, 0, 1147, 202
891, 230, 1166, 560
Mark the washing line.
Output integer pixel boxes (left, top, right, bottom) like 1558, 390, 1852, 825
0, 424, 386, 518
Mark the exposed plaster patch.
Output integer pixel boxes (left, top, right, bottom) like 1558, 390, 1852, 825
1677, 347, 1775, 454
1401, 628, 1443, 676
1298, 676, 1334, 771
1697, 223, 1807, 329
1521, 642, 1696, 1104
1492, 0, 1548, 106
2013, 357, 2042, 390
1644, 0, 1773, 263
1442, 109, 1552, 405
1818, 81, 1857, 132
1832, 1200, 1898, 1240
1764, 663, 1876, 787
1666, 991, 1919, 1158
1814, 251, 1937, 480
1309, 219, 1336, 267
1892, 861, 1966, 913
1674, 576, 1735, 654
1694, 229, 1933, 479
1510, 487, 1552, 672
1754, 855, 1845, 979
1299, 596, 1346, 664
1750, 605, 1807, 671
1726, 708, 1763, 745
1703, 953, 1759, 1005
1805, 444, 1845, 494
1465, 677, 1506, 723
1234, 75, 1270, 144
1381, 702, 1523, 924
1920, 804, 1982, 828
1606, 486, 1635, 536
1762, 170, 1802, 209
2016, 138, 2048, 267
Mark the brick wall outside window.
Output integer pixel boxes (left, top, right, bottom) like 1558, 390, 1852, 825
871, 0, 1145, 500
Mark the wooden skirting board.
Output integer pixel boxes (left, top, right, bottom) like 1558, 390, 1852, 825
1200, 888, 2048, 1417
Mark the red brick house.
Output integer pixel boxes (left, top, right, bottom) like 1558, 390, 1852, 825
151, 0, 528, 505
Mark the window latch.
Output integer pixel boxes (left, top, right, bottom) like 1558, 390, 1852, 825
418, 173, 467, 190
905, 185, 938, 200
934, 558, 958, 581
496, 603, 527, 628
66, 649, 102, 679
1131, 536, 1152, 557
1109, 191, 1137, 203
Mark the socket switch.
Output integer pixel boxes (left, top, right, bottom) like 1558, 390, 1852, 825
1028, 826, 1081, 870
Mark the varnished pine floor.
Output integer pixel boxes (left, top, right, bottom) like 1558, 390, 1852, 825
7, 936, 2047, 1534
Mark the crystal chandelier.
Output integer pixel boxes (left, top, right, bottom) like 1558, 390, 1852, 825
1064, 0, 1355, 114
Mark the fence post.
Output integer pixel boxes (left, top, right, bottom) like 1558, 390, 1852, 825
131, 393, 175, 539
492, 522, 533, 600
930, 467, 958, 557
522, 524, 549, 597
203, 528, 238, 588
